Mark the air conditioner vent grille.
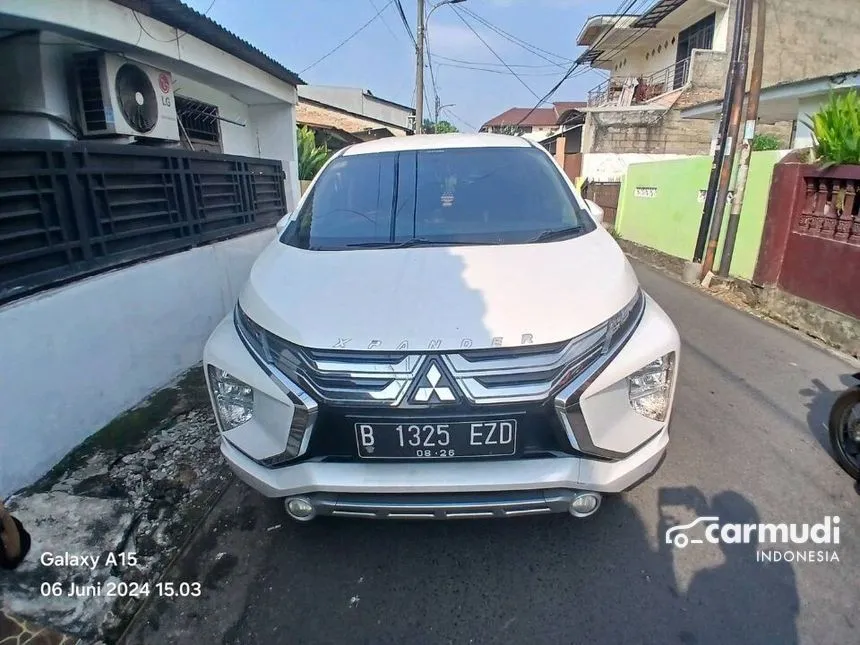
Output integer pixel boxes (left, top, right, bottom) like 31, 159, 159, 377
76, 56, 106, 132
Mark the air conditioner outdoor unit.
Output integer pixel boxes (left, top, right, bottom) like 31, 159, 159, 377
74, 52, 179, 141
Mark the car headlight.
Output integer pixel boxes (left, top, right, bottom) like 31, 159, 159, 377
627, 352, 675, 421
208, 365, 254, 431
236, 304, 304, 384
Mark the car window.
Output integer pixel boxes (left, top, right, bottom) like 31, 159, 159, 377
282, 146, 593, 250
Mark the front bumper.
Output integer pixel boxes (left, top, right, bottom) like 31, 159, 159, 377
221, 425, 668, 498
204, 293, 680, 503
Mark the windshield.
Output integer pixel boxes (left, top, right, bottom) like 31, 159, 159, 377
281, 146, 595, 250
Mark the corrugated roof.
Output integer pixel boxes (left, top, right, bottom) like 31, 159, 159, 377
480, 108, 558, 128
111, 0, 303, 86
632, 0, 690, 28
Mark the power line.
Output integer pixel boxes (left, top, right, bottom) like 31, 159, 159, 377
423, 20, 441, 120
368, 0, 401, 42
442, 106, 476, 131
300, 0, 394, 74
432, 54, 567, 69
132, 1, 217, 44
393, 0, 417, 47
437, 62, 568, 77
515, 0, 642, 125
586, 0, 660, 71
459, 7, 573, 67
451, 7, 542, 101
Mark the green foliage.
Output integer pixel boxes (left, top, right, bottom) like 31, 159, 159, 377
496, 124, 525, 137
422, 119, 459, 134
804, 91, 860, 167
751, 133, 781, 151
297, 126, 331, 180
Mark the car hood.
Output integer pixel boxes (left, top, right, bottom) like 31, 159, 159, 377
239, 229, 639, 351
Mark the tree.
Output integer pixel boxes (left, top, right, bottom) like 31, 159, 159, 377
422, 119, 459, 134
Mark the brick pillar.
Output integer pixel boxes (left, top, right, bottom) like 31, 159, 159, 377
752, 163, 805, 286
555, 134, 566, 167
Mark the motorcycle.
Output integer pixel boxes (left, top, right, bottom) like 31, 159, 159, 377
829, 372, 860, 481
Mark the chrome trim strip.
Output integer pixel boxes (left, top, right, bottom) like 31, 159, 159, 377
234, 308, 318, 464
553, 291, 647, 460
236, 295, 646, 408
331, 510, 379, 518
504, 508, 553, 517
309, 490, 576, 519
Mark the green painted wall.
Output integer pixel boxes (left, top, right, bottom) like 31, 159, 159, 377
615, 151, 786, 280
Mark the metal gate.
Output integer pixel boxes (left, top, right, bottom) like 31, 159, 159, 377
583, 181, 621, 227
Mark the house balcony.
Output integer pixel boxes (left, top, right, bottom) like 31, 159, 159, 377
587, 58, 691, 108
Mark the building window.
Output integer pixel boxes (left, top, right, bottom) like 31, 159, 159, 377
175, 96, 222, 150
678, 13, 716, 53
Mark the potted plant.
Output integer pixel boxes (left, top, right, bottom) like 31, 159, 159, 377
805, 90, 860, 167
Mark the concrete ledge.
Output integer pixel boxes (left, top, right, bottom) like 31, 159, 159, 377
617, 239, 860, 359
757, 288, 860, 359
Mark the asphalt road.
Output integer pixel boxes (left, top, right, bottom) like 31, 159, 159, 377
124, 260, 860, 645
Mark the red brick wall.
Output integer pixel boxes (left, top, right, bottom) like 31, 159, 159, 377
754, 163, 860, 318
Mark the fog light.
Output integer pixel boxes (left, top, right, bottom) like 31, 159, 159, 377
207, 365, 254, 431
570, 492, 602, 517
627, 353, 675, 421
285, 497, 315, 521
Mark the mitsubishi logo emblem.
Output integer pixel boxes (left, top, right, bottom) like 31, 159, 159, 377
412, 361, 456, 403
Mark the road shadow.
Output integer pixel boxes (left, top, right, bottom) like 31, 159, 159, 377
799, 373, 858, 457
658, 488, 799, 645
143, 486, 802, 645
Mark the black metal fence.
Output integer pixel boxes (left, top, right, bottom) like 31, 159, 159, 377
0, 139, 287, 303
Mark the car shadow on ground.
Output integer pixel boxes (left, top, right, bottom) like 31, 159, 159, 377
177, 486, 799, 645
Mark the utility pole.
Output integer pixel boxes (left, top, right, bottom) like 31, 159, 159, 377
689, 0, 747, 271
700, 0, 754, 280
717, 0, 766, 277
415, 0, 425, 134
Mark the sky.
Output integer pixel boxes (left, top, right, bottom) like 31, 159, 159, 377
182, 0, 621, 131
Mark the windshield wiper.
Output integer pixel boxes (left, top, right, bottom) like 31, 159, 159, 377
526, 227, 583, 243
346, 238, 484, 249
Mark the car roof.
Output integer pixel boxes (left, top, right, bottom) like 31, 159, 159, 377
341, 133, 533, 156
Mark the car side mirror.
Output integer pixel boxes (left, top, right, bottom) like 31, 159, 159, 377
275, 212, 292, 235
584, 199, 604, 225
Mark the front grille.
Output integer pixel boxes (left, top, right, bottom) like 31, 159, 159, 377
233, 289, 644, 464
235, 304, 620, 408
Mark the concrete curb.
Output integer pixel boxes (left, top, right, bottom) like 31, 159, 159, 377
617, 239, 860, 361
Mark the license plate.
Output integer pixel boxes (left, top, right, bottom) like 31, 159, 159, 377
354, 420, 517, 459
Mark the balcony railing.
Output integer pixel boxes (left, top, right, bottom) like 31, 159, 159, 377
587, 58, 691, 108
0, 139, 287, 303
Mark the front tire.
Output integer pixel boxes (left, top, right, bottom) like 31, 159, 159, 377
828, 388, 860, 480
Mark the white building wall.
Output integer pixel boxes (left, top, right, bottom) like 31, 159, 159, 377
793, 96, 821, 148
297, 86, 412, 131
0, 230, 275, 496
249, 103, 301, 211
171, 74, 256, 157
606, 6, 729, 83
0, 31, 77, 140
582, 152, 692, 182
522, 126, 560, 142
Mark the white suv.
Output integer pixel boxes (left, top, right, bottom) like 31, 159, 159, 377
203, 134, 680, 521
